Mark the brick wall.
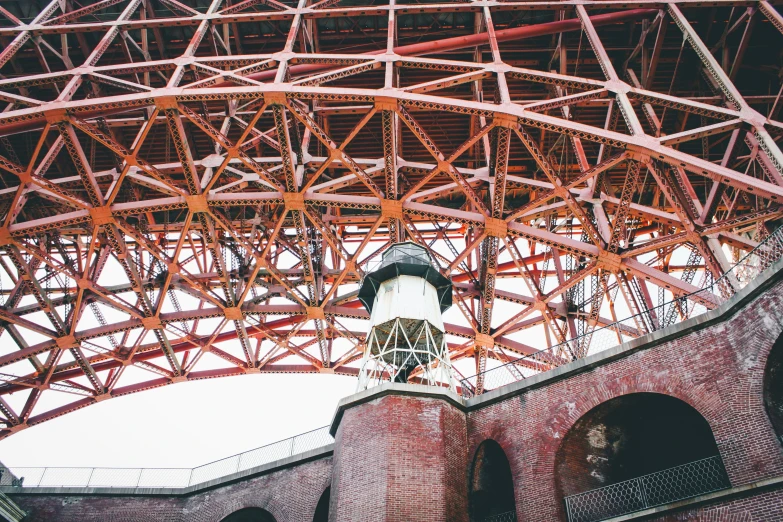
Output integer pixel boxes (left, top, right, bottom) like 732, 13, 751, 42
329, 394, 468, 522
10, 495, 184, 522
467, 278, 783, 521
10, 456, 331, 522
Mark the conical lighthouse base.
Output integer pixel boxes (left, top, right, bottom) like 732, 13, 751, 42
357, 318, 455, 392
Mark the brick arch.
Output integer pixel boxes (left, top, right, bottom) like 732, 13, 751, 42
219, 506, 277, 522
467, 421, 519, 467
468, 438, 517, 522
540, 372, 724, 451
467, 438, 516, 488
466, 399, 525, 460
715, 285, 783, 483
465, 402, 528, 521
210, 502, 282, 522
763, 330, 783, 439
552, 392, 726, 521
312, 485, 330, 522
516, 369, 730, 522
731, 292, 783, 413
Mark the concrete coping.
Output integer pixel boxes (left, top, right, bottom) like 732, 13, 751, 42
604, 474, 783, 521
0, 444, 334, 497
0, 491, 25, 522
329, 382, 464, 436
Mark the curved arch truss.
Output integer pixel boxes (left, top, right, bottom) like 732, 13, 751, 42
0, 0, 780, 437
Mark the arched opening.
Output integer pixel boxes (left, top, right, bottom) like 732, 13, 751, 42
468, 439, 516, 522
220, 507, 276, 522
313, 486, 330, 522
764, 332, 783, 441
555, 393, 729, 522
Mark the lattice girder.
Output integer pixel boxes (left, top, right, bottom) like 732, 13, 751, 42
0, 0, 779, 437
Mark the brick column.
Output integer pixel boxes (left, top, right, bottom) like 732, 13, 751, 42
329, 384, 468, 522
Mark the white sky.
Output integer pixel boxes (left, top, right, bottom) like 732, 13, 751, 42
0, 373, 357, 469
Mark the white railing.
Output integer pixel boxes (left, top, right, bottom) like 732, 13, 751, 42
564, 455, 730, 522
2, 426, 332, 489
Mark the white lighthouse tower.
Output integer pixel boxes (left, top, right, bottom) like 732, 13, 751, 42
357, 242, 455, 390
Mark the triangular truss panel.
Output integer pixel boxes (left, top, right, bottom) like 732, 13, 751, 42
0, 0, 780, 436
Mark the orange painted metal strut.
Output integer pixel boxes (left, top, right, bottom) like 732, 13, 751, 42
216, 8, 658, 85
0, 9, 656, 136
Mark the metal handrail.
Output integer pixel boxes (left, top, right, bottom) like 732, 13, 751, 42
563, 455, 730, 522
2, 425, 333, 489
461, 227, 783, 398
479, 511, 517, 522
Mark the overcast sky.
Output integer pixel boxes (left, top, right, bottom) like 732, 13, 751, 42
0, 373, 357, 469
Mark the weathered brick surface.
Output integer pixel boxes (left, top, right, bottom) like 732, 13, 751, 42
11, 456, 331, 522
554, 393, 723, 499
467, 278, 783, 521
8, 278, 783, 521
10, 495, 184, 522
330, 394, 468, 522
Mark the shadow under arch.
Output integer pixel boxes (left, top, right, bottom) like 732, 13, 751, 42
554, 392, 728, 521
468, 439, 516, 522
764, 331, 783, 440
220, 507, 277, 522
313, 485, 330, 522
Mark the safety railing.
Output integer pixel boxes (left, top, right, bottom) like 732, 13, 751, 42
563, 455, 730, 522
1, 425, 332, 489
461, 227, 783, 398
479, 511, 517, 522
366, 246, 433, 273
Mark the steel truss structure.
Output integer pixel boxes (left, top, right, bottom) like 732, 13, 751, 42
0, 0, 780, 438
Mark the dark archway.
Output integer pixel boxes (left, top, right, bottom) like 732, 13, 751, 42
469, 439, 516, 522
555, 393, 728, 521
313, 486, 330, 522
220, 507, 277, 522
764, 332, 783, 440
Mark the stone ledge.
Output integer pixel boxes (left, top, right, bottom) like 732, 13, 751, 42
0, 491, 25, 522
329, 382, 465, 437
0, 444, 333, 498
603, 474, 783, 521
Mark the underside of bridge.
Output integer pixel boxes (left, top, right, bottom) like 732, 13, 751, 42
0, 0, 780, 439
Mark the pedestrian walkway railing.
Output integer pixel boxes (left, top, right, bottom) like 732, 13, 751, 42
563, 455, 730, 522
461, 227, 783, 398
480, 511, 517, 522
1, 425, 332, 489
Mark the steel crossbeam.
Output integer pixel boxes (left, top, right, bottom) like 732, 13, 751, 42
0, 0, 778, 435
